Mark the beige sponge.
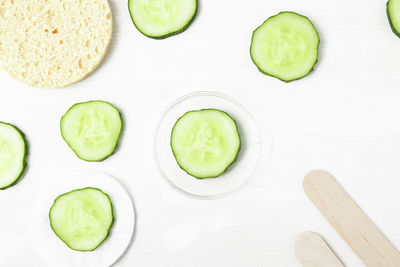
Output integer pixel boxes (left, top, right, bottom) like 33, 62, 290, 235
0, 0, 113, 88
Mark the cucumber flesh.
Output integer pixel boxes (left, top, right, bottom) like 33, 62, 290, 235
0, 122, 27, 189
49, 187, 114, 251
128, 0, 197, 39
171, 109, 241, 179
60, 101, 122, 162
387, 0, 400, 37
250, 11, 320, 82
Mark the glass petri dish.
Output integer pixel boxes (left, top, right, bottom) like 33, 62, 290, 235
154, 91, 268, 199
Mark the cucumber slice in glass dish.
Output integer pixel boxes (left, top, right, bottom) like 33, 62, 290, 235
49, 187, 114, 251
171, 109, 241, 179
128, 0, 197, 39
155, 91, 270, 199
61, 101, 122, 162
387, 0, 400, 37
250, 11, 320, 82
0, 122, 27, 189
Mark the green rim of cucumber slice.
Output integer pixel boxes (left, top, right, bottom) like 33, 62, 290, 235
128, 0, 198, 39
250, 11, 320, 82
0, 122, 27, 190
171, 109, 241, 179
60, 100, 123, 162
49, 187, 114, 252
387, 0, 400, 37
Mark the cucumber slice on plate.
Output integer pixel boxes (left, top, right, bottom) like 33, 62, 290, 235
0, 122, 27, 189
387, 0, 400, 37
171, 109, 241, 179
250, 11, 320, 82
49, 187, 114, 251
128, 0, 197, 39
61, 101, 122, 162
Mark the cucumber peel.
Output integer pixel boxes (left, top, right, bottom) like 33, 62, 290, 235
60, 101, 122, 162
171, 109, 241, 179
250, 11, 320, 82
0, 122, 27, 189
387, 0, 400, 37
49, 187, 114, 251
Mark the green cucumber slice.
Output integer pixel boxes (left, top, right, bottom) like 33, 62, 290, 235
128, 0, 197, 39
171, 109, 241, 179
60, 101, 122, 162
387, 0, 400, 37
0, 122, 27, 189
250, 11, 320, 82
49, 187, 114, 251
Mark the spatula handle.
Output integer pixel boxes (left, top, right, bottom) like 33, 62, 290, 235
304, 170, 400, 267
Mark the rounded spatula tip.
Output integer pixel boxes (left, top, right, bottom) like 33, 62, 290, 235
295, 231, 344, 267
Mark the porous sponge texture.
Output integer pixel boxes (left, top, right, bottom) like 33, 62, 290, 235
0, 0, 113, 88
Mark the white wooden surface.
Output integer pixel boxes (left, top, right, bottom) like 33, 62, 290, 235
1, 0, 400, 266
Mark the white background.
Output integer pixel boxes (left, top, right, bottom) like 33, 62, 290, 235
0, 0, 399, 266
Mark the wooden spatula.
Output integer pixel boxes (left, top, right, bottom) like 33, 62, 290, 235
295, 232, 344, 267
304, 170, 400, 267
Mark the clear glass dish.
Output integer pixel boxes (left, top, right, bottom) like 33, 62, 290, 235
154, 91, 268, 199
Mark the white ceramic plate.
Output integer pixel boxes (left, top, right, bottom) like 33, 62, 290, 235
29, 170, 135, 267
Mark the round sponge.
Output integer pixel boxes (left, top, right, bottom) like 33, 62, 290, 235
0, 0, 113, 88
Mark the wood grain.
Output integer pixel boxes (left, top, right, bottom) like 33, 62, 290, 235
295, 232, 344, 267
304, 170, 400, 267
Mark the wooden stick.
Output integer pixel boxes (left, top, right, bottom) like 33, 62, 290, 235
295, 232, 344, 267
303, 170, 400, 267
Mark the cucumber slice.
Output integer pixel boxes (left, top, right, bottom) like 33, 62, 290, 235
387, 0, 400, 37
171, 109, 241, 179
49, 187, 114, 251
128, 0, 197, 39
0, 122, 27, 189
60, 101, 122, 162
250, 11, 320, 82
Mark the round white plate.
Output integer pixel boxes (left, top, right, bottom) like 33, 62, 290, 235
29, 170, 135, 267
